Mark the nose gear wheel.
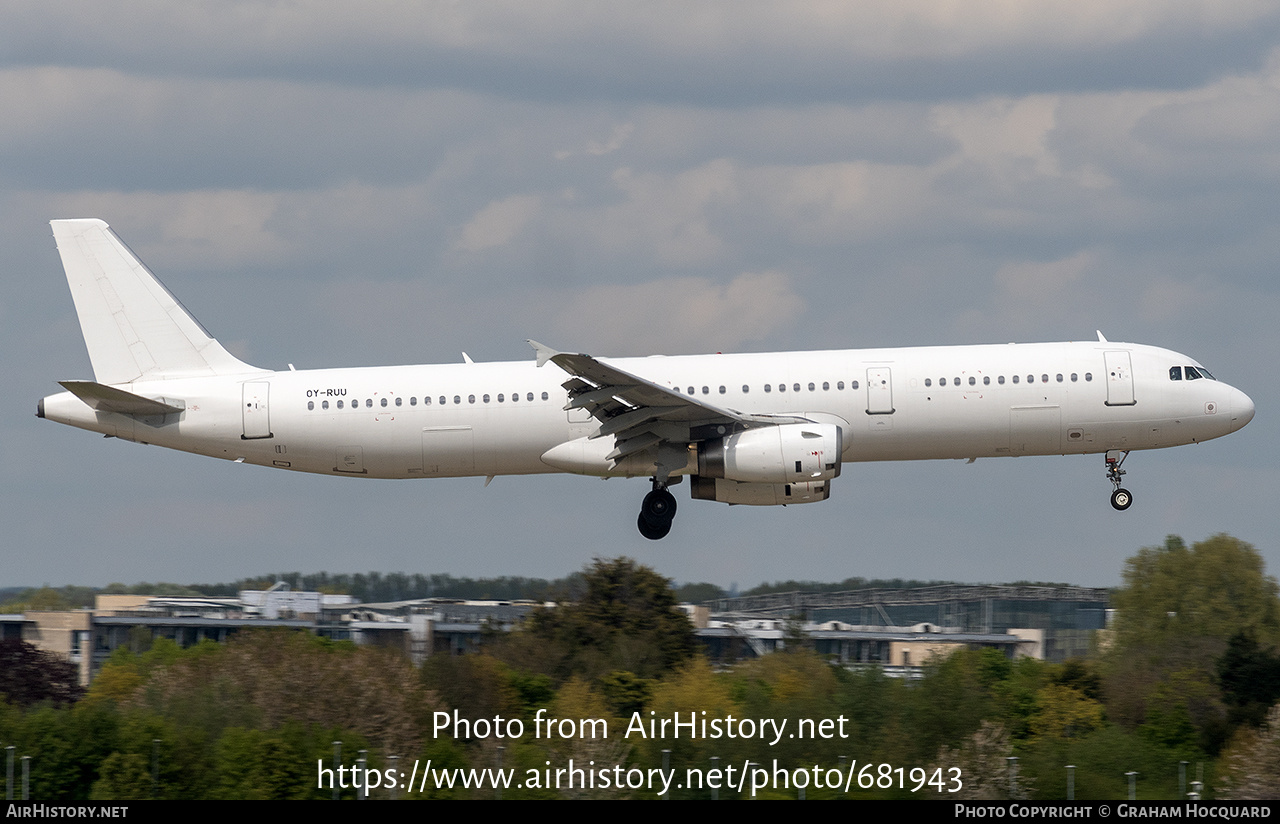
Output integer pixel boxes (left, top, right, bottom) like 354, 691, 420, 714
1105, 450, 1133, 511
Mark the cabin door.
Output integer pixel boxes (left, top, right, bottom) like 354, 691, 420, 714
866, 367, 894, 415
1103, 351, 1136, 406
242, 381, 272, 439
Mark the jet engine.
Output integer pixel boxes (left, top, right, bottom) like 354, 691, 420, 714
696, 422, 842, 484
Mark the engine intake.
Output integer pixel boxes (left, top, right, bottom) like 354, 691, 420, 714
697, 423, 842, 484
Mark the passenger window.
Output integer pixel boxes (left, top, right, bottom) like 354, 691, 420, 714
322, 400, 329, 410
381, 398, 388, 407
337, 400, 343, 409
1056, 374, 1063, 383
968, 377, 976, 386
822, 381, 829, 390
983, 376, 990, 385
409, 396, 416, 406
467, 395, 474, 404
307, 401, 314, 411
953, 377, 960, 386
1012, 375, 1019, 384
925, 378, 932, 387
511, 392, 518, 402
940, 377, 947, 386
483, 394, 490, 403
1085, 373, 1092, 381
851, 380, 859, 389
837, 381, 845, 390
366, 399, 373, 408
527, 393, 534, 402
1042, 374, 1049, 383
425, 397, 432, 405
541, 392, 548, 400
764, 384, 772, 393
793, 383, 801, 392
779, 383, 786, 393
702, 386, 709, 395
687, 386, 694, 395
439, 396, 446, 405
498, 394, 504, 402
453, 396, 461, 405
1027, 375, 1034, 384
808, 382, 815, 391
742, 385, 750, 393
719, 386, 726, 394
998, 376, 1005, 384
396, 397, 403, 406
1070, 373, 1077, 382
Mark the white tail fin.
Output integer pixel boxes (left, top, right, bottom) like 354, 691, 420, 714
50, 219, 263, 384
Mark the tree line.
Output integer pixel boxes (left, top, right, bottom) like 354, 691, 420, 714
2, 537, 1279, 799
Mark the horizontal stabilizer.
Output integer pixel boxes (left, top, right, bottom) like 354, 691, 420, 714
59, 380, 184, 417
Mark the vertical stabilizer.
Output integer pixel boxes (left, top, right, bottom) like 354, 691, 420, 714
50, 219, 262, 384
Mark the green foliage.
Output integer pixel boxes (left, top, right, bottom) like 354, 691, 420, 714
213, 723, 342, 800
90, 752, 152, 800
1111, 535, 1280, 652
672, 582, 726, 603
520, 557, 697, 682
7, 535, 1277, 800
420, 653, 522, 729
598, 670, 653, 717
0, 585, 97, 613
1216, 631, 1280, 729
1102, 534, 1280, 755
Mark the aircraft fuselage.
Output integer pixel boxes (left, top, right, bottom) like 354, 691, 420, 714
41, 340, 1252, 481
38, 218, 1255, 538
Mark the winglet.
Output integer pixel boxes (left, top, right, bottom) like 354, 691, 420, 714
527, 339, 560, 368
1096, 330, 1108, 342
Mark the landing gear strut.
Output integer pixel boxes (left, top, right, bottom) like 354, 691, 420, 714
637, 481, 678, 540
1106, 450, 1133, 511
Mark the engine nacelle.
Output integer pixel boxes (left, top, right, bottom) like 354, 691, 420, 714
697, 423, 842, 484
690, 476, 832, 506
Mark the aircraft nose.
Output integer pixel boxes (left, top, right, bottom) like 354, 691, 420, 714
1231, 387, 1255, 431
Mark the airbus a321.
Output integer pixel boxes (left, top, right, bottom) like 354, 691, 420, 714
38, 219, 1255, 539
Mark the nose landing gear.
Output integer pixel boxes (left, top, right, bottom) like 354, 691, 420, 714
638, 481, 678, 540
1106, 450, 1133, 511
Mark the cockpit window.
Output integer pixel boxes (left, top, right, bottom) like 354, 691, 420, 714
1185, 366, 1203, 380
1198, 367, 1215, 380
1169, 366, 1182, 381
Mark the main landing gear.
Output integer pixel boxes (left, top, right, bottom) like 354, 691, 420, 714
638, 481, 678, 540
1106, 450, 1133, 511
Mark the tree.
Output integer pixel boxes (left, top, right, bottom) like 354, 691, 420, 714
519, 557, 697, 682
1101, 534, 1280, 754
0, 640, 83, 707
1110, 535, 1280, 652
1217, 631, 1280, 729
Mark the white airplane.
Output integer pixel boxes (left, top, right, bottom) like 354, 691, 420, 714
39, 219, 1255, 539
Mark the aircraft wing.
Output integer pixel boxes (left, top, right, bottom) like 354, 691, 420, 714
529, 340, 805, 466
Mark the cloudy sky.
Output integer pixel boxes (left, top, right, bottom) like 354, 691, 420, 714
5, 1, 1278, 591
